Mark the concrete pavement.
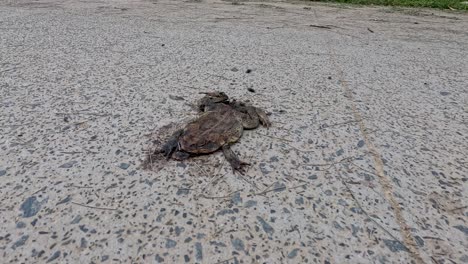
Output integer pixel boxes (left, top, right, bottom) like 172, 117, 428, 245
0, 0, 467, 263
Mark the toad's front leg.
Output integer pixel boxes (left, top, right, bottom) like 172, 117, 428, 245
159, 129, 183, 159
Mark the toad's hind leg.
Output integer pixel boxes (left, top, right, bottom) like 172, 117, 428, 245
222, 145, 250, 174
160, 129, 183, 159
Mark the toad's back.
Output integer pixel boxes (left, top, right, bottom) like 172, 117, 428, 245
179, 108, 243, 154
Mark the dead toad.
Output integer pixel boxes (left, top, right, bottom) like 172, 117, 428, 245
160, 92, 270, 173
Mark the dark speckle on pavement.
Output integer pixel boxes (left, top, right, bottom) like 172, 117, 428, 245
383, 239, 409, 252
195, 242, 203, 261
155, 254, 164, 263
11, 235, 29, 249
56, 195, 72, 206
257, 216, 274, 235
70, 215, 82, 224
244, 200, 257, 208
287, 248, 300, 259
46, 251, 61, 263
165, 238, 177, 248
357, 140, 365, 148
58, 161, 77, 168
119, 163, 130, 169
453, 225, 468, 236
231, 192, 242, 205
273, 182, 286, 192
16, 222, 26, 229
231, 238, 245, 252
20, 196, 45, 218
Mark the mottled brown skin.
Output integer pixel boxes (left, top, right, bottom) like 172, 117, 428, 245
161, 92, 270, 173
197, 91, 228, 111
179, 104, 242, 154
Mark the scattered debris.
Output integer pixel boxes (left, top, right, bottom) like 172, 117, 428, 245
309, 24, 332, 29
71, 202, 117, 211
169, 95, 185, 101
56, 195, 72, 206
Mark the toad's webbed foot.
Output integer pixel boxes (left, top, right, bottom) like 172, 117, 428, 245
222, 145, 250, 174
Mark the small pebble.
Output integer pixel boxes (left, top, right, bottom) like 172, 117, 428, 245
155, 254, 164, 263
244, 200, 257, 208
195, 242, 203, 260
16, 222, 26, 229
11, 235, 29, 249
46, 251, 61, 263
357, 140, 365, 148
383, 239, 409, 252
20, 196, 44, 218
231, 192, 242, 205
59, 161, 77, 169
257, 216, 274, 235
287, 248, 300, 259
165, 238, 177, 248
119, 163, 130, 170
231, 238, 245, 251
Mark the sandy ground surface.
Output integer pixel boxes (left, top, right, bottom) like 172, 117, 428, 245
1, 0, 467, 263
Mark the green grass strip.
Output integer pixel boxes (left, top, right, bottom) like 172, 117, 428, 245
310, 0, 468, 10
